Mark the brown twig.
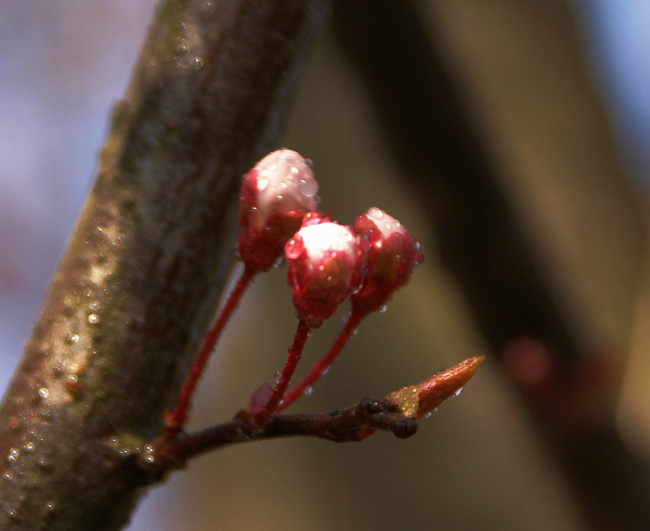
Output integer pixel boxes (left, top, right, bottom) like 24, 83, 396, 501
150, 356, 483, 471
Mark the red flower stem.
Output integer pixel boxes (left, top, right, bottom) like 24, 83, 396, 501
278, 311, 365, 412
255, 319, 312, 426
166, 264, 257, 435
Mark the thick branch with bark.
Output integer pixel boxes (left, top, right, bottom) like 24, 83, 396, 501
0, 1, 330, 529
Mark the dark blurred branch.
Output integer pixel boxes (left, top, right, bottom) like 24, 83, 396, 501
0, 1, 330, 529
332, 1, 650, 530
333, 0, 578, 368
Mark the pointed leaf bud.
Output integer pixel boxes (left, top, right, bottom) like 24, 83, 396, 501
286, 215, 367, 328
351, 207, 424, 316
238, 149, 319, 272
386, 357, 484, 419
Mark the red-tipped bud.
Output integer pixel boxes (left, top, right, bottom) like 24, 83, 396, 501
237, 149, 319, 272
351, 207, 424, 316
286, 216, 367, 328
386, 357, 484, 419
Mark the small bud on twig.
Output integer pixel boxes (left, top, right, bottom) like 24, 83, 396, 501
385, 356, 484, 419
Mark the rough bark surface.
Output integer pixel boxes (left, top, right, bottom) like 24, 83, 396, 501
0, 1, 330, 529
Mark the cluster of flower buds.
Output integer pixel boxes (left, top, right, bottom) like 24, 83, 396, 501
237, 150, 424, 424
168, 148, 426, 434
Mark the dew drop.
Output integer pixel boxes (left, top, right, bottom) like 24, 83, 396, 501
7, 448, 20, 463
4, 472, 13, 480
23, 442, 35, 453
321, 367, 330, 377
88, 314, 100, 324
176, 41, 190, 56
66, 334, 79, 344
368, 207, 384, 219
191, 56, 204, 69
89, 301, 100, 311
200, 0, 215, 13
273, 371, 282, 384
303, 386, 313, 396
379, 305, 388, 314
285, 238, 303, 260
257, 178, 269, 191
65, 375, 79, 395
144, 454, 155, 464
424, 412, 432, 419
38, 388, 49, 399
298, 178, 317, 198
454, 387, 464, 397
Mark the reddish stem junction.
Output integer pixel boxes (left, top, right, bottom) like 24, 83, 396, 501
279, 311, 363, 412
254, 319, 312, 426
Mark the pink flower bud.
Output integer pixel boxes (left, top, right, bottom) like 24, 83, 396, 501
238, 149, 319, 272
351, 207, 424, 316
285, 216, 367, 328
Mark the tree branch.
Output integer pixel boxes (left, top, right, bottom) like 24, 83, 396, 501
148, 357, 483, 473
0, 1, 330, 529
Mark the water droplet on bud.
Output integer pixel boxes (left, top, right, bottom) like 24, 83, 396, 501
298, 177, 318, 198
454, 387, 464, 397
303, 387, 313, 396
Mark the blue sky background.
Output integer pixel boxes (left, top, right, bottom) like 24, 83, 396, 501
573, 0, 650, 188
